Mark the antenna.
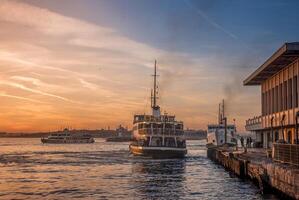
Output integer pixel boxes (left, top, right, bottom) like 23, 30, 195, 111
218, 103, 221, 124
153, 60, 158, 108
151, 60, 160, 117
151, 89, 153, 108
222, 99, 225, 119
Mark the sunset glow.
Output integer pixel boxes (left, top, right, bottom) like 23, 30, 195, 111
1, 0, 288, 132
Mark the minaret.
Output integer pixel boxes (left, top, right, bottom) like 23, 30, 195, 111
151, 60, 160, 117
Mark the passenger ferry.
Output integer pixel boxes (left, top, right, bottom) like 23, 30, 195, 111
41, 128, 95, 144
207, 100, 237, 147
129, 61, 187, 158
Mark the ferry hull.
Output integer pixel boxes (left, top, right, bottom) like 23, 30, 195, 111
129, 145, 187, 159
41, 138, 95, 144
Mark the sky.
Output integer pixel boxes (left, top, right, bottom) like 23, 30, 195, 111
1, 0, 299, 132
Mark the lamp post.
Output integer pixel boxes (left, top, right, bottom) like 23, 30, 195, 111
233, 118, 236, 135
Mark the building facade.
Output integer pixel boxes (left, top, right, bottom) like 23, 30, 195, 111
244, 42, 299, 148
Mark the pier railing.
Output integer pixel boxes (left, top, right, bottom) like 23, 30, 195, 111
273, 143, 299, 166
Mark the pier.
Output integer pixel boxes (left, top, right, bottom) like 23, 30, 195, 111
207, 146, 299, 199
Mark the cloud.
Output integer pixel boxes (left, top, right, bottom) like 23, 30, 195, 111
0, 80, 77, 103
0, 0, 107, 36
11, 76, 42, 86
0, 92, 43, 103
183, 0, 238, 40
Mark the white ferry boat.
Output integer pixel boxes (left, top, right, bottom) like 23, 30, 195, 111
129, 61, 187, 158
41, 128, 95, 144
207, 100, 237, 147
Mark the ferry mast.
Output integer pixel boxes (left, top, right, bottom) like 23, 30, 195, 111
152, 60, 160, 117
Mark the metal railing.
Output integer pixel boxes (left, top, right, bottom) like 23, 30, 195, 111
273, 143, 299, 166
138, 128, 183, 136
246, 116, 262, 126
245, 116, 263, 131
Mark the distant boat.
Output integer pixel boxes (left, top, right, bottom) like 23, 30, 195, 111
41, 128, 95, 144
206, 100, 237, 147
106, 125, 132, 142
129, 60, 187, 158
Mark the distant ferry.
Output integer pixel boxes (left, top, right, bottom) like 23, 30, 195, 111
41, 128, 95, 144
207, 100, 237, 147
129, 61, 187, 158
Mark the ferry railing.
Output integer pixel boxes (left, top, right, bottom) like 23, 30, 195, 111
273, 143, 299, 166
138, 128, 184, 136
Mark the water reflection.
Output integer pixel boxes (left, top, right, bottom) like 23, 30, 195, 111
131, 159, 186, 199
0, 138, 280, 199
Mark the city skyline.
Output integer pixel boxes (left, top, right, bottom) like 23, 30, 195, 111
1, 0, 299, 132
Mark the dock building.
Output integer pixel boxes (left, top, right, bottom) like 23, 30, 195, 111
244, 42, 299, 151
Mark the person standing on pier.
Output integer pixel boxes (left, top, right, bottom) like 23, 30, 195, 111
248, 137, 252, 148
246, 137, 250, 148
240, 137, 244, 148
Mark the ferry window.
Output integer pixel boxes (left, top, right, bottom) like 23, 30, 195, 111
157, 124, 163, 129
164, 137, 176, 147
151, 137, 162, 146
145, 123, 151, 128
176, 124, 182, 129
165, 123, 172, 129
145, 137, 150, 146
177, 138, 186, 148
138, 124, 145, 129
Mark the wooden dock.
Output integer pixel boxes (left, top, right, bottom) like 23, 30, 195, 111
207, 147, 299, 199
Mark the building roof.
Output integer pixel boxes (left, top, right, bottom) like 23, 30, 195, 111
244, 42, 299, 85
